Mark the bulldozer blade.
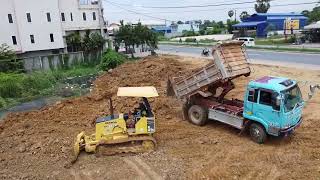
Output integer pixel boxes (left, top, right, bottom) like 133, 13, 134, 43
72, 131, 86, 163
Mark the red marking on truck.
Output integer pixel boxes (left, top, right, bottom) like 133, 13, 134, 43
255, 76, 278, 83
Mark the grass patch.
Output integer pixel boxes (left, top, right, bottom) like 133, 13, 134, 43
0, 66, 100, 109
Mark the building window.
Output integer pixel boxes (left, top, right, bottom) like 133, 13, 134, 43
70, 13, 73, 21
61, 13, 65, 21
50, 34, 54, 42
93, 12, 96, 20
47, 13, 51, 22
26, 13, 32, 22
30, 35, 35, 44
12, 36, 17, 45
8, 14, 13, 23
83, 12, 86, 21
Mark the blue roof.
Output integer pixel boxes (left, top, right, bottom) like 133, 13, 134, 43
267, 16, 308, 20
248, 76, 296, 92
151, 27, 171, 31
254, 13, 304, 16
233, 21, 266, 27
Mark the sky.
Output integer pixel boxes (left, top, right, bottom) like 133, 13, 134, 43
102, 0, 319, 24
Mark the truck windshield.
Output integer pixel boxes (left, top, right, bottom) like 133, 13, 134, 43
283, 85, 303, 112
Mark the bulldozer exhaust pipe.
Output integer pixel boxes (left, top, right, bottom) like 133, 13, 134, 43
109, 97, 114, 119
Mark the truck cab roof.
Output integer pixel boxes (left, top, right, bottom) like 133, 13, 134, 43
248, 76, 296, 92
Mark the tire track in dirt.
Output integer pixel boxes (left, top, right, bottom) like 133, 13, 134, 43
123, 156, 163, 180
70, 169, 97, 180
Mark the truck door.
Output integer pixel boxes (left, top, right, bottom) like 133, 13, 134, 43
244, 88, 259, 116
255, 89, 281, 136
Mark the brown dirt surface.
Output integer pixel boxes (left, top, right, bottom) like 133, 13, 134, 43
0, 55, 319, 180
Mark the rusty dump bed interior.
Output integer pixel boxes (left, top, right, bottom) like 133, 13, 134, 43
212, 41, 251, 78
168, 41, 251, 99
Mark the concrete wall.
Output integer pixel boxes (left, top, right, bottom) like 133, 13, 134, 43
21, 51, 101, 71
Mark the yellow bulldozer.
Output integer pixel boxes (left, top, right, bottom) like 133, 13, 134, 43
73, 87, 159, 162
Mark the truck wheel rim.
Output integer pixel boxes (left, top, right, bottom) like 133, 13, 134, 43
192, 112, 200, 120
252, 128, 260, 138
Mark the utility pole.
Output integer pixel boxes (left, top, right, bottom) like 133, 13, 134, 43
234, 9, 237, 22
98, 0, 109, 49
98, 0, 105, 36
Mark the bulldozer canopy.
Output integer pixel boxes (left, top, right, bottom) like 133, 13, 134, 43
117, 86, 159, 98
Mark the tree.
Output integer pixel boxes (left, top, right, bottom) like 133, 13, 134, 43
240, 11, 250, 21
203, 20, 211, 27
255, 0, 271, 13
226, 19, 239, 34
302, 6, 320, 23
90, 32, 106, 51
0, 44, 15, 60
228, 10, 234, 18
66, 31, 82, 52
177, 21, 184, 24
115, 23, 159, 57
0, 44, 23, 72
217, 21, 225, 28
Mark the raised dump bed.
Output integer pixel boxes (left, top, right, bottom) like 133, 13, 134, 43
168, 41, 251, 99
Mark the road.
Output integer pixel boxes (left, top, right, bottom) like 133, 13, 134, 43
157, 44, 320, 70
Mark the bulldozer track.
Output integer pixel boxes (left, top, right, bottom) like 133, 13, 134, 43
96, 135, 157, 156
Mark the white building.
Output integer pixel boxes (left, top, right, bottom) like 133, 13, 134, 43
0, 0, 105, 56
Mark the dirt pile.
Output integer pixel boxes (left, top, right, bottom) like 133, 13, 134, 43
0, 55, 203, 179
0, 55, 319, 180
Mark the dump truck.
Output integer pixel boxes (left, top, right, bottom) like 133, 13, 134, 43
167, 41, 319, 143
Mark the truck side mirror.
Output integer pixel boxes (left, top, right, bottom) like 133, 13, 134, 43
276, 96, 281, 107
271, 92, 281, 111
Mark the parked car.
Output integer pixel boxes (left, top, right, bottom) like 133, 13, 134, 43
236, 37, 255, 47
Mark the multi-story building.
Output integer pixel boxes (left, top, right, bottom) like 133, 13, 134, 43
0, 0, 106, 56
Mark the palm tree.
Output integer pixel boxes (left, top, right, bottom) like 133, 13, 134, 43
240, 11, 250, 21
255, 0, 271, 13
228, 10, 234, 18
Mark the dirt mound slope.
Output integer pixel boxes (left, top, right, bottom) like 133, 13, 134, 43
0, 55, 319, 180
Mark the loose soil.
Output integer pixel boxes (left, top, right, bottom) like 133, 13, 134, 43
0, 55, 319, 180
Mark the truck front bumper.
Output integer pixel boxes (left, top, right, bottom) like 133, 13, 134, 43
279, 118, 302, 136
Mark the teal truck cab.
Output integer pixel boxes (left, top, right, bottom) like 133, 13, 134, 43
243, 76, 304, 143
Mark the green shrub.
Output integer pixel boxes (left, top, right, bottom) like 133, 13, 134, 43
0, 73, 23, 98
99, 50, 126, 71
185, 38, 197, 43
0, 97, 6, 108
287, 36, 297, 44
199, 39, 217, 43
21, 72, 56, 96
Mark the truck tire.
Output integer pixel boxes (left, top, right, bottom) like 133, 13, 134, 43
249, 123, 267, 144
188, 105, 208, 126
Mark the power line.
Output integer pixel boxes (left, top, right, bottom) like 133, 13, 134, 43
139, 0, 271, 9
104, 0, 318, 22
105, 0, 253, 8
103, 0, 173, 22
136, 1, 319, 14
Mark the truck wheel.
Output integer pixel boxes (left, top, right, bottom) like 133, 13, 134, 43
188, 105, 208, 126
249, 123, 267, 144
